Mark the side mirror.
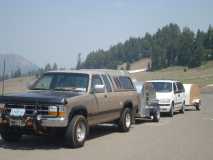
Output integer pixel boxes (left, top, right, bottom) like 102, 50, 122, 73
93, 84, 105, 93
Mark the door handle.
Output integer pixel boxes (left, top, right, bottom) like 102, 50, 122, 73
104, 94, 108, 98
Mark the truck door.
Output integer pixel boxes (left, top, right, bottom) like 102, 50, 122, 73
91, 74, 111, 122
174, 82, 182, 109
101, 74, 120, 120
173, 82, 180, 110
176, 82, 185, 108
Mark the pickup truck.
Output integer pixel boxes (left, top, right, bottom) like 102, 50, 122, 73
0, 70, 139, 148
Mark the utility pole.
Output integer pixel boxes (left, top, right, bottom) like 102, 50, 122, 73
2, 59, 5, 96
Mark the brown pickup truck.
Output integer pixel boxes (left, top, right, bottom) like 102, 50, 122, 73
0, 69, 139, 148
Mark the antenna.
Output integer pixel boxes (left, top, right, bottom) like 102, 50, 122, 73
2, 59, 5, 96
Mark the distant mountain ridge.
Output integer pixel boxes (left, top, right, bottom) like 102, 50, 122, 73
0, 54, 39, 75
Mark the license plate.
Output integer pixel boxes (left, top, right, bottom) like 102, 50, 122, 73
10, 108, 26, 117
9, 119, 25, 127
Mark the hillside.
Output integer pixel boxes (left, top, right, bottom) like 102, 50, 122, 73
0, 54, 39, 75
80, 24, 213, 70
131, 60, 213, 86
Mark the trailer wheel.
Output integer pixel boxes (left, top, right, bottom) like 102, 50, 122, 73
153, 110, 160, 122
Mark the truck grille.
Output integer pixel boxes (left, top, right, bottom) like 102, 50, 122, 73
4, 104, 49, 116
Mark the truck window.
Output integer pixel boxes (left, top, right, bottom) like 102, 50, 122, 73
91, 75, 104, 92
119, 76, 135, 90
177, 82, 184, 93
173, 83, 177, 93
102, 74, 112, 92
113, 77, 122, 89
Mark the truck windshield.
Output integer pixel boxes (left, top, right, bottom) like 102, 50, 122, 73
31, 73, 89, 92
151, 82, 172, 93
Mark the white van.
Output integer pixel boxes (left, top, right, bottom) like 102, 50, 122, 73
147, 80, 185, 117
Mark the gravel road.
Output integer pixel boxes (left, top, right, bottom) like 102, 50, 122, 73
0, 94, 212, 160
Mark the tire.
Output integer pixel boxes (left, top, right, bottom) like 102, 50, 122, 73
65, 115, 88, 148
180, 102, 185, 114
169, 104, 174, 117
195, 104, 200, 111
118, 108, 132, 132
1, 128, 22, 142
153, 110, 160, 122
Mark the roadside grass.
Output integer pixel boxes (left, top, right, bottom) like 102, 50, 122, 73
131, 60, 213, 86
0, 76, 35, 94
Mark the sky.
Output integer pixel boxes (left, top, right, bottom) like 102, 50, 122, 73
0, 0, 212, 68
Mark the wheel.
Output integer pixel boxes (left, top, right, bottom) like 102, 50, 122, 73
1, 128, 22, 142
195, 103, 200, 111
153, 110, 160, 122
64, 115, 88, 148
118, 108, 132, 132
169, 104, 174, 117
180, 102, 185, 114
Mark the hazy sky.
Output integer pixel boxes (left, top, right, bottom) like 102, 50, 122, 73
0, 0, 212, 68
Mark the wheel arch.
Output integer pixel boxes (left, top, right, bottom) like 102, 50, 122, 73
69, 105, 88, 121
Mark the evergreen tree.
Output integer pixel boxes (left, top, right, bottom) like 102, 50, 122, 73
52, 63, 58, 70
44, 63, 51, 71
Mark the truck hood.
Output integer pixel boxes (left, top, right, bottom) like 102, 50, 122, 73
0, 91, 83, 105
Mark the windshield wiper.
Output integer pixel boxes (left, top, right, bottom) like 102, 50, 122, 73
53, 87, 85, 92
30, 88, 49, 90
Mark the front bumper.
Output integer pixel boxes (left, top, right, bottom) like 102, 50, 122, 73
159, 104, 171, 112
0, 114, 68, 128
37, 116, 68, 127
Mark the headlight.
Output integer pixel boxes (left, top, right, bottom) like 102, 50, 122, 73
0, 103, 5, 112
160, 99, 170, 104
48, 105, 65, 116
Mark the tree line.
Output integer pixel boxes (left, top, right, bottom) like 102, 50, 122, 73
79, 23, 213, 70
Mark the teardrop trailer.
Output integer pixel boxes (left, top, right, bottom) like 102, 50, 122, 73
183, 84, 201, 110
133, 80, 160, 122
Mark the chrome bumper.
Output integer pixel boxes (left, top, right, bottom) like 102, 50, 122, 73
39, 116, 68, 127
0, 114, 68, 128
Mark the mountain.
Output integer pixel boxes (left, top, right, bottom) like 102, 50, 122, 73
0, 54, 39, 75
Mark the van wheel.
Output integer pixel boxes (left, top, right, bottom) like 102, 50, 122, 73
153, 110, 160, 122
119, 108, 132, 132
65, 115, 88, 148
180, 102, 185, 114
195, 104, 200, 111
1, 128, 22, 142
169, 104, 174, 117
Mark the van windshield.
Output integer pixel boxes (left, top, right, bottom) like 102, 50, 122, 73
31, 73, 89, 92
151, 82, 172, 93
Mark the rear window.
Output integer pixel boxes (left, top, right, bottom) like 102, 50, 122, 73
118, 76, 135, 90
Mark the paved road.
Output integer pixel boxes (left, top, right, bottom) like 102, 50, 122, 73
0, 94, 213, 160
